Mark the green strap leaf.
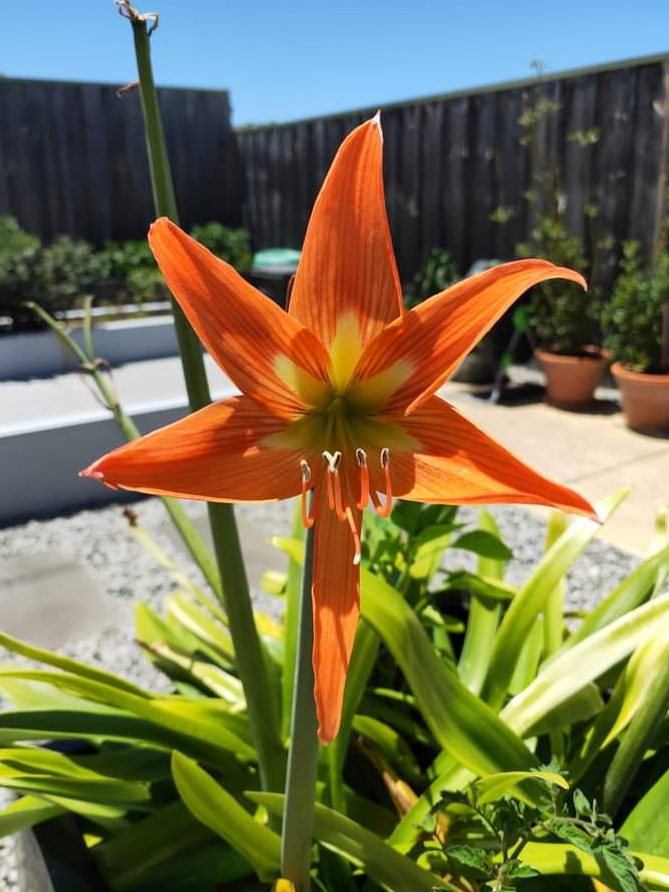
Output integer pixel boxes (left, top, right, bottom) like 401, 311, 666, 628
274, 536, 534, 777
501, 591, 669, 736
247, 791, 455, 891
562, 543, 669, 651
622, 766, 669, 859
482, 488, 629, 710
0, 795, 64, 840
171, 752, 280, 882
360, 564, 535, 775
602, 627, 669, 817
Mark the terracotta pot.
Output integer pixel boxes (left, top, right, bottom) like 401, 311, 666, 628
611, 362, 669, 433
535, 348, 608, 410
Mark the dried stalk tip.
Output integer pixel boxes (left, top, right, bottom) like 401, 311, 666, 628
122, 507, 139, 526
115, 0, 159, 35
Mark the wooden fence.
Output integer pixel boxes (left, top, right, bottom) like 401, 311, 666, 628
0, 77, 243, 243
237, 53, 669, 285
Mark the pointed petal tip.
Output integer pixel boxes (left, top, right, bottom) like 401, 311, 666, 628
79, 464, 103, 480
316, 722, 338, 746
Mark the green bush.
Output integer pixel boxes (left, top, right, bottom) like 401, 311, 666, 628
518, 215, 599, 356
406, 247, 458, 308
603, 241, 669, 373
100, 238, 156, 282
33, 236, 110, 313
0, 217, 253, 330
189, 221, 252, 272
0, 217, 42, 328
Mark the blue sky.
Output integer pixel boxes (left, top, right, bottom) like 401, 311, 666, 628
3, 1, 668, 125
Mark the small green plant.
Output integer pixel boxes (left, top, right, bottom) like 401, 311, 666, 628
603, 241, 669, 373
406, 248, 459, 308
421, 770, 644, 891
189, 221, 252, 272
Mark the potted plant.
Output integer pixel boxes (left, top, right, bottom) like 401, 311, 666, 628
519, 214, 606, 409
511, 66, 609, 409
603, 241, 669, 433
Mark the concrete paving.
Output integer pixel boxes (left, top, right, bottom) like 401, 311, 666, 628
0, 550, 117, 647
443, 378, 669, 555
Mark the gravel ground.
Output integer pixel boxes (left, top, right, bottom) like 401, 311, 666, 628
0, 498, 639, 887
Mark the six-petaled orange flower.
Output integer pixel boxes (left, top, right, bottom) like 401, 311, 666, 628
82, 115, 597, 743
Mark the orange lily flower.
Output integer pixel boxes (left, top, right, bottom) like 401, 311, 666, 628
82, 115, 596, 743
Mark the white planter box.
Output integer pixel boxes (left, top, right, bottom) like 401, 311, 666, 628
0, 315, 179, 380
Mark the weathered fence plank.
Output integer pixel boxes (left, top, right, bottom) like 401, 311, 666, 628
237, 54, 669, 286
0, 78, 242, 243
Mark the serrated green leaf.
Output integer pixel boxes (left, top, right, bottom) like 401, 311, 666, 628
446, 844, 493, 879
598, 842, 644, 892
548, 820, 594, 853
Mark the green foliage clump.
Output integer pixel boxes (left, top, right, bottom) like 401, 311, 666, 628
0, 216, 41, 328
0, 216, 252, 330
406, 247, 458, 308
518, 216, 599, 355
603, 241, 669, 373
34, 235, 110, 312
0, 222, 107, 329
1, 484, 669, 889
423, 771, 644, 891
190, 221, 252, 272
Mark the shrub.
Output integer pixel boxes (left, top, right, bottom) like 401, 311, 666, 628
603, 241, 669, 373
33, 236, 110, 314
406, 247, 458, 308
518, 216, 599, 355
189, 221, 252, 271
100, 238, 156, 282
0, 217, 42, 329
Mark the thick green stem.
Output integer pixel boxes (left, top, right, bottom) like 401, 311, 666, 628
127, 15, 284, 792
281, 515, 318, 891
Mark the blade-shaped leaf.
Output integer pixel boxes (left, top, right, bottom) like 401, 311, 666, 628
274, 537, 534, 776
482, 488, 628, 709
501, 592, 669, 736
247, 791, 455, 891
622, 767, 669, 859
171, 752, 280, 881
0, 795, 64, 839
563, 544, 669, 651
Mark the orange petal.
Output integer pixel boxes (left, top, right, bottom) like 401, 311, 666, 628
354, 260, 587, 415
149, 219, 330, 417
81, 396, 304, 502
289, 116, 403, 349
384, 396, 597, 519
311, 485, 361, 743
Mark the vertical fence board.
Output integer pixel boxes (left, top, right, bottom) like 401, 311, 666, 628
237, 55, 669, 285
0, 78, 241, 243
